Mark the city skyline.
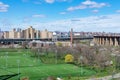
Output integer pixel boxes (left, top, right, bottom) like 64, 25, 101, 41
0, 0, 120, 32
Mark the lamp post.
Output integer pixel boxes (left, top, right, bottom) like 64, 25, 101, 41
55, 50, 58, 64
111, 53, 116, 79
5, 52, 8, 68
17, 60, 20, 80
38, 48, 40, 62
80, 56, 83, 76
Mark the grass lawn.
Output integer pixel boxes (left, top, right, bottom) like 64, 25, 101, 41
0, 49, 96, 80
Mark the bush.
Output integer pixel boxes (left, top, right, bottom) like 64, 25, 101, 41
65, 54, 74, 63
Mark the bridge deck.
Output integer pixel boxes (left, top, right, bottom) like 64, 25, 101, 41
0, 37, 93, 42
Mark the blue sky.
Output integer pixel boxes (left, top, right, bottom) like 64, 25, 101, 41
0, 0, 120, 32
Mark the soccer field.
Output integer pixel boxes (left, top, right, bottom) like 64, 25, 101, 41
0, 49, 96, 80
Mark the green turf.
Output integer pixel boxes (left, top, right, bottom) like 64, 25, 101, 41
0, 49, 96, 80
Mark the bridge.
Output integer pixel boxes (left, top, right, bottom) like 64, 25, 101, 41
94, 36, 120, 46
0, 37, 93, 44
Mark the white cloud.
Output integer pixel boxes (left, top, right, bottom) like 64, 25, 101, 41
22, 17, 32, 23
21, 14, 46, 24
67, 5, 87, 11
82, 0, 96, 5
116, 10, 120, 13
82, 0, 108, 8
60, 12, 67, 14
44, 0, 72, 3
89, 3, 107, 8
2, 14, 120, 32
67, 0, 108, 11
0, 2, 9, 12
57, 0, 72, 2
45, 0, 55, 3
32, 14, 46, 18
0, 19, 14, 30
21, 0, 72, 4
30, 14, 120, 32
92, 9, 99, 13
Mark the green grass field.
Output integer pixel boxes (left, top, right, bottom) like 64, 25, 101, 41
0, 49, 96, 80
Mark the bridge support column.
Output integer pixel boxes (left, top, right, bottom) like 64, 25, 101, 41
101, 37, 104, 45
93, 38, 96, 44
102, 38, 105, 45
95, 38, 99, 45
97, 38, 100, 45
99, 37, 101, 45
118, 38, 120, 45
110, 38, 113, 46
94, 38, 99, 45
115, 38, 119, 46
98, 38, 100, 45
108, 38, 110, 46
105, 38, 109, 46
99, 38, 102, 45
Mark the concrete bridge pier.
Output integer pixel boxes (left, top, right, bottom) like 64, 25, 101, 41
115, 38, 119, 46
105, 38, 109, 46
110, 38, 113, 46
94, 36, 120, 46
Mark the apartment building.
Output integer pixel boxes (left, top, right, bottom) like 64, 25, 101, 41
4, 28, 22, 39
40, 29, 53, 39
3, 26, 53, 39
3, 31, 9, 39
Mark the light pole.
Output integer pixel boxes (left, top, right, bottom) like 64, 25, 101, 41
5, 52, 8, 68
80, 56, 83, 76
38, 48, 40, 62
17, 60, 20, 80
111, 53, 116, 79
55, 49, 57, 64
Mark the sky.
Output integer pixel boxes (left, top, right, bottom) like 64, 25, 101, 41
0, 0, 120, 32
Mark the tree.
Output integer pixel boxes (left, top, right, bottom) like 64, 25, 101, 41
95, 51, 111, 70
56, 42, 62, 47
115, 55, 120, 70
22, 41, 28, 49
32, 42, 37, 47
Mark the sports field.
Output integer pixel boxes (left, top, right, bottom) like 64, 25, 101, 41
0, 49, 96, 80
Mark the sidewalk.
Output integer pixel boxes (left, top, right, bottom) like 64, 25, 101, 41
86, 73, 120, 80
